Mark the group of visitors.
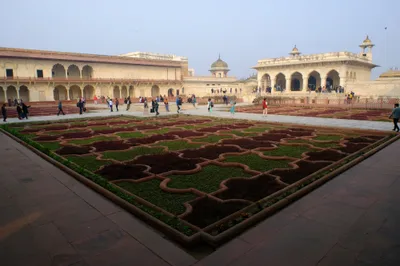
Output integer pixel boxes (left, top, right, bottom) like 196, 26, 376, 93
211, 88, 241, 94
1, 101, 30, 122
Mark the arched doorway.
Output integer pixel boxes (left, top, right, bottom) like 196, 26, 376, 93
121, 86, 128, 98
19, 86, 29, 102
67, 65, 80, 78
151, 85, 160, 97
308, 71, 321, 91
290, 72, 303, 91
83, 85, 95, 99
52, 64, 66, 78
168, 88, 174, 97
113, 86, 120, 99
261, 74, 271, 90
275, 73, 286, 91
69, 85, 82, 100
128, 86, 134, 97
54, 85, 68, 100
0, 87, 4, 102
326, 70, 340, 89
82, 65, 93, 79
7, 86, 17, 100
176, 89, 180, 96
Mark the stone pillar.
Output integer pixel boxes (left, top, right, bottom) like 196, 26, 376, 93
321, 76, 327, 89
303, 76, 309, 91
257, 79, 262, 90
285, 78, 291, 92
16, 87, 20, 99
67, 88, 70, 100
119, 87, 122, 99
80, 88, 84, 99
2, 87, 7, 101
271, 77, 276, 94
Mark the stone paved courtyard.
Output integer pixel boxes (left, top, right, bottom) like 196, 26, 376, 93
0, 104, 399, 266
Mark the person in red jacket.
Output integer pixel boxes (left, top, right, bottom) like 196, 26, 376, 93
262, 98, 268, 117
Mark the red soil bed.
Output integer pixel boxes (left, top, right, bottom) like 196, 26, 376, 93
346, 137, 375, 144
269, 129, 314, 137
215, 174, 287, 202
128, 134, 177, 145
43, 125, 70, 131
182, 196, 250, 229
89, 141, 131, 152
34, 135, 60, 141
270, 160, 331, 184
96, 164, 149, 181
305, 150, 347, 161
221, 138, 274, 149
61, 131, 93, 139
20, 128, 44, 133
181, 145, 242, 160
252, 133, 290, 142
129, 153, 203, 174
56, 145, 91, 155
338, 143, 369, 154
135, 125, 159, 130
92, 127, 135, 135
165, 131, 205, 138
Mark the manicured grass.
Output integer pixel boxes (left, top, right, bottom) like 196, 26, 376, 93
179, 125, 196, 130
313, 135, 343, 141
223, 130, 259, 137
146, 128, 180, 134
70, 121, 88, 126
65, 155, 112, 172
243, 126, 272, 133
38, 141, 61, 151
25, 134, 38, 139
68, 136, 118, 145
116, 180, 197, 215
168, 165, 252, 193
263, 145, 312, 158
116, 132, 147, 139
47, 129, 85, 136
154, 140, 203, 151
287, 139, 340, 148
90, 126, 112, 131
102, 146, 165, 161
223, 154, 292, 172
191, 134, 232, 143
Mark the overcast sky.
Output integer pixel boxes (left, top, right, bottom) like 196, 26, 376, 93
1, 0, 398, 79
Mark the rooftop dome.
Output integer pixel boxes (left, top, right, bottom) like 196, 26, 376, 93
360, 35, 374, 47
379, 69, 400, 79
289, 45, 301, 56
363, 35, 372, 44
211, 55, 229, 69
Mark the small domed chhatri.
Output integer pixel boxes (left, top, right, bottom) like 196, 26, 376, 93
209, 54, 230, 77
379, 68, 400, 79
289, 45, 301, 56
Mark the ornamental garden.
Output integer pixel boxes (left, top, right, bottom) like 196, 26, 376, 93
1, 115, 396, 246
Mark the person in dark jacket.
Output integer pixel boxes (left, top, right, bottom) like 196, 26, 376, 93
16, 104, 22, 119
389, 103, 400, 132
115, 98, 119, 112
1, 103, 7, 122
57, 100, 65, 116
21, 102, 30, 119
77, 99, 83, 115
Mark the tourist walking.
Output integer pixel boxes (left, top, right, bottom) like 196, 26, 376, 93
176, 96, 181, 113
1, 103, 7, 122
192, 95, 197, 108
57, 100, 65, 116
143, 98, 148, 115
389, 103, 400, 132
230, 100, 236, 115
164, 97, 169, 112
115, 98, 119, 112
126, 96, 131, 111
207, 98, 213, 113
262, 98, 268, 117
77, 99, 84, 115
109, 98, 113, 112
21, 102, 30, 119
153, 99, 159, 116
16, 104, 22, 119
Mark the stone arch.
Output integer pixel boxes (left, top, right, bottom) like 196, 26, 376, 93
0, 86, 4, 102
54, 85, 68, 101
307, 70, 321, 91
261, 73, 271, 90
52, 64, 66, 78
128, 86, 134, 97
19, 85, 29, 102
326, 70, 340, 89
67, 65, 80, 78
82, 65, 93, 79
151, 85, 160, 97
275, 73, 286, 91
69, 85, 82, 100
290, 72, 303, 91
7, 86, 17, 100
83, 85, 95, 99
121, 86, 128, 98
113, 86, 120, 99
168, 88, 174, 97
